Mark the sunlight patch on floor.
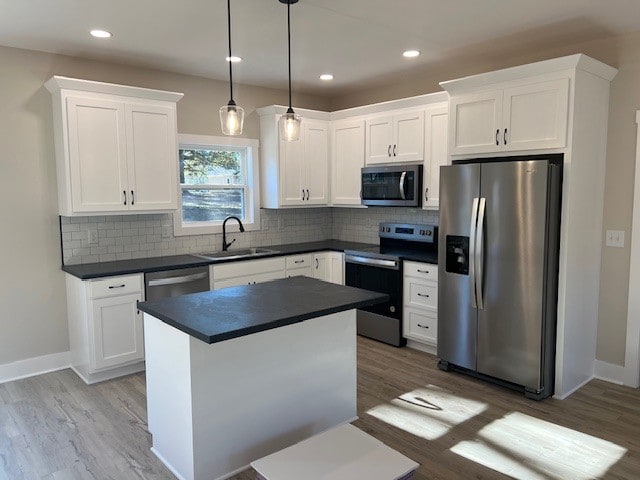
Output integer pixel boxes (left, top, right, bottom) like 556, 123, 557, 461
450, 412, 627, 479
366, 385, 487, 441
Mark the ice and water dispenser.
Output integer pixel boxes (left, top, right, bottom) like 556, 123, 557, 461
445, 236, 469, 275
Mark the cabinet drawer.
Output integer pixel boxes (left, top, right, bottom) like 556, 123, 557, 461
285, 254, 313, 270
212, 257, 286, 281
213, 270, 285, 290
88, 274, 143, 299
404, 261, 437, 281
404, 279, 437, 310
286, 266, 314, 278
404, 308, 437, 344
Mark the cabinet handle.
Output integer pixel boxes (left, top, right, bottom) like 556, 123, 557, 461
136, 299, 140, 315
306, 189, 310, 201
315, 258, 319, 269
108, 284, 126, 289
302, 189, 305, 200
123, 190, 127, 205
417, 324, 430, 329
131, 190, 135, 205
294, 260, 305, 264
425, 188, 429, 202
417, 293, 430, 298
496, 129, 500, 146
503, 128, 508, 145
417, 269, 430, 274
393, 144, 397, 157
388, 145, 391, 157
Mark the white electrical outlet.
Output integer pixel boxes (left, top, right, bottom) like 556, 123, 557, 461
88, 229, 98, 245
162, 225, 172, 238
605, 230, 625, 248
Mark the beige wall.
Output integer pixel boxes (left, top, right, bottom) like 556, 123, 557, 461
331, 31, 640, 367
0, 45, 330, 366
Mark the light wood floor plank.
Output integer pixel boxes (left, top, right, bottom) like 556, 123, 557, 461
1, 337, 639, 479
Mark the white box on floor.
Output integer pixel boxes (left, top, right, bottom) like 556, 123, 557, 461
251, 424, 419, 480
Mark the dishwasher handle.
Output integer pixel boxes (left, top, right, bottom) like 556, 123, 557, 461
147, 272, 208, 287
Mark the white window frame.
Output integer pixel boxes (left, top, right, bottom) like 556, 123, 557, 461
174, 134, 260, 236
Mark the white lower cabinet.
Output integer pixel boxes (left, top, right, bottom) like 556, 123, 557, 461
313, 251, 345, 284
211, 257, 286, 289
286, 254, 314, 278
403, 261, 438, 351
66, 273, 145, 384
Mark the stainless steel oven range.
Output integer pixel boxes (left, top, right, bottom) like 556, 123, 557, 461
344, 222, 437, 347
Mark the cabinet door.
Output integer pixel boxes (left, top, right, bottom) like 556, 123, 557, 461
449, 90, 503, 155
404, 308, 437, 345
331, 119, 365, 205
279, 131, 305, 206
126, 103, 178, 211
393, 111, 425, 162
304, 121, 329, 205
313, 253, 328, 281
328, 252, 344, 285
66, 96, 129, 213
503, 78, 569, 152
365, 116, 394, 164
423, 104, 449, 210
91, 293, 143, 370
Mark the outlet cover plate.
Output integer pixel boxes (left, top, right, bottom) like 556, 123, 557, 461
606, 230, 625, 248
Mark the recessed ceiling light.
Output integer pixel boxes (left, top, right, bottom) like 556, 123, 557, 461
90, 29, 112, 39
403, 50, 420, 58
319, 74, 334, 81
226, 56, 242, 63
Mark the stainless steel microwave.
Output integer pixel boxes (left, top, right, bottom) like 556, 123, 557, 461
361, 165, 423, 207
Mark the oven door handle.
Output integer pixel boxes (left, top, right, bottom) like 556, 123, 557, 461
345, 255, 399, 270
399, 171, 407, 200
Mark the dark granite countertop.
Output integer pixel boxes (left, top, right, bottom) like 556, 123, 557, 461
62, 240, 378, 279
137, 276, 388, 344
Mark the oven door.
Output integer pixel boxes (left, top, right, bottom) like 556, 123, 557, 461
361, 165, 422, 207
344, 255, 405, 347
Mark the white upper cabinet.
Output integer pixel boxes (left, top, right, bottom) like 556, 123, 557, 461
331, 119, 365, 206
447, 78, 569, 156
259, 110, 330, 208
423, 103, 449, 210
46, 76, 183, 216
365, 110, 424, 164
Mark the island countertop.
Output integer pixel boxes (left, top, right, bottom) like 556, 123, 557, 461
137, 276, 388, 344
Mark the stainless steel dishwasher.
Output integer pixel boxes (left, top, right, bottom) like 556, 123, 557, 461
145, 266, 210, 301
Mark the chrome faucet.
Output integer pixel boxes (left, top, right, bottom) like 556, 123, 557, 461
222, 216, 245, 251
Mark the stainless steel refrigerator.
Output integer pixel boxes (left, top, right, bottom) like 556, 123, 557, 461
438, 155, 562, 400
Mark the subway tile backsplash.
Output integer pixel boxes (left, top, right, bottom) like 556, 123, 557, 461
60, 207, 438, 265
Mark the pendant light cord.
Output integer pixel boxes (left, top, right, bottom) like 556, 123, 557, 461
287, 0, 292, 110
227, 0, 234, 102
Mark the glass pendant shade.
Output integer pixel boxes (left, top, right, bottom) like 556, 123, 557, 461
279, 110, 301, 142
220, 102, 244, 136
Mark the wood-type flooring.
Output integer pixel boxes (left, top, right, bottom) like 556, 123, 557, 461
1, 336, 639, 479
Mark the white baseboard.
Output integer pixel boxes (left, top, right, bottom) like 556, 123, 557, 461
553, 374, 594, 400
0, 351, 71, 384
406, 340, 437, 356
594, 360, 627, 385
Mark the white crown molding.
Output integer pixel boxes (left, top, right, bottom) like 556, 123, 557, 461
45, 75, 184, 102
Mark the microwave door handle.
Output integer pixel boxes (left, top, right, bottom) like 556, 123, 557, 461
469, 197, 479, 309
399, 171, 407, 200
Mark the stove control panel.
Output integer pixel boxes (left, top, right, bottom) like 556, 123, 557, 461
378, 223, 436, 243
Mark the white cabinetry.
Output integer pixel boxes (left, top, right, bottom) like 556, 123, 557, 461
45, 76, 183, 216
423, 103, 449, 209
259, 108, 329, 208
65, 273, 145, 384
447, 78, 569, 155
211, 257, 286, 290
403, 262, 438, 352
365, 111, 424, 164
313, 251, 345, 284
331, 119, 365, 206
286, 254, 314, 277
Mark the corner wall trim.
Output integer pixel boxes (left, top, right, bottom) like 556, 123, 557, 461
553, 374, 594, 400
594, 360, 627, 385
0, 351, 71, 384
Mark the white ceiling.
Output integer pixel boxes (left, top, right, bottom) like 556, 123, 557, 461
1, 0, 640, 96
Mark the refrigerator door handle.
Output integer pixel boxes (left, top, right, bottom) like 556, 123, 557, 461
469, 197, 479, 308
476, 197, 486, 309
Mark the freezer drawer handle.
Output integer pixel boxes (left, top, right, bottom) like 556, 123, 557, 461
469, 197, 479, 308
147, 272, 208, 287
475, 197, 486, 310
417, 324, 430, 329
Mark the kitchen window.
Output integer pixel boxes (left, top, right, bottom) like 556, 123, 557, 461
174, 134, 260, 236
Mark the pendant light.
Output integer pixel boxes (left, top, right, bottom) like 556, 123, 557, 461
279, 0, 301, 142
219, 0, 244, 135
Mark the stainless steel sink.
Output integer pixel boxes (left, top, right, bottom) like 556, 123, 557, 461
193, 247, 279, 261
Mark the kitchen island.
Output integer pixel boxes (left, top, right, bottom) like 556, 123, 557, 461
137, 276, 387, 480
